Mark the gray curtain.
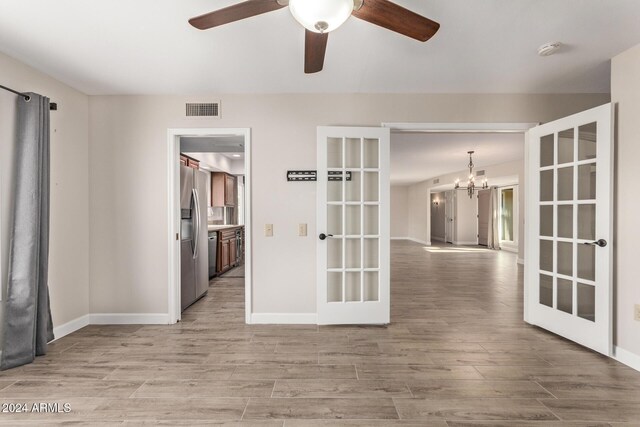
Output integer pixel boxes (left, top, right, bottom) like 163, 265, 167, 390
487, 187, 500, 250
1, 93, 54, 370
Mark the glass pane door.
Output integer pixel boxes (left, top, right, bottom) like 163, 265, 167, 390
318, 127, 390, 325
526, 103, 613, 356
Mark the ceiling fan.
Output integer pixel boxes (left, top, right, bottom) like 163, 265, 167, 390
188, 0, 440, 73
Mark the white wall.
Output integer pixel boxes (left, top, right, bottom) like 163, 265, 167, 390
455, 191, 478, 245
390, 185, 409, 238
407, 181, 431, 245
88, 93, 609, 317
407, 159, 525, 260
0, 51, 90, 340
612, 43, 640, 362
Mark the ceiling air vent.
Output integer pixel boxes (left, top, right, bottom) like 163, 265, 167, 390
433, 178, 440, 184
186, 102, 220, 118
475, 170, 486, 177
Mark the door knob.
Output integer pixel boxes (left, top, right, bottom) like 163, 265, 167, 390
319, 233, 333, 241
584, 239, 607, 247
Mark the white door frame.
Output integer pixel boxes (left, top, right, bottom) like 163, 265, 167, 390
167, 128, 252, 325
383, 122, 537, 321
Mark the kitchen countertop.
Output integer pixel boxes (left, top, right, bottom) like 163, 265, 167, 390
208, 224, 244, 231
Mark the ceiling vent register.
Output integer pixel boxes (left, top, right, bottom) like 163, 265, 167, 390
186, 102, 220, 118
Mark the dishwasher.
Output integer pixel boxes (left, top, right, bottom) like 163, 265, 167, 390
208, 232, 218, 279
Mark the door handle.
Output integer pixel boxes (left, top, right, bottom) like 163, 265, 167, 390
584, 239, 607, 248
192, 188, 200, 259
319, 233, 334, 241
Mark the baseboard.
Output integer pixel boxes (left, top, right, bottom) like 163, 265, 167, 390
391, 237, 429, 245
52, 314, 90, 341
517, 258, 525, 265
250, 313, 317, 324
614, 346, 640, 372
89, 313, 170, 325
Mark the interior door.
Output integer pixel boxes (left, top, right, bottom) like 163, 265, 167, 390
444, 190, 455, 243
526, 103, 613, 355
317, 126, 390, 325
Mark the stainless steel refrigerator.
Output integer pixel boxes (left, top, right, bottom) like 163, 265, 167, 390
180, 165, 209, 311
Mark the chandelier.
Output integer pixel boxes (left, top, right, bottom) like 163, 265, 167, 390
454, 151, 488, 198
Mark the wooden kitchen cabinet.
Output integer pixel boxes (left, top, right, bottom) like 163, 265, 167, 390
187, 158, 199, 169
224, 174, 236, 206
211, 172, 236, 207
219, 239, 230, 272
229, 238, 237, 267
180, 154, 199, 170
217, 227, 238, 273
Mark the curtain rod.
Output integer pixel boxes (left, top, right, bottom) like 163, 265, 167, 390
0, 84, 58, 110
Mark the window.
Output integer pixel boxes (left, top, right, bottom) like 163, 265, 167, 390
499, 186, 518, 252
501, 188, 514, 242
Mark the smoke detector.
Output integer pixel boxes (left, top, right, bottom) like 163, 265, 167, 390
538, 42, 562, 57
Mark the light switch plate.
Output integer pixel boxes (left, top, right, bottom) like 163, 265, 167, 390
635, 304, 640, 321
265, 224, 273, 237
298, 223, 307, 237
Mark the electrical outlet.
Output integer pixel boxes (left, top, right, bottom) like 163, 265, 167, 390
298, 223, 307, 237
635, 304, 640, 321
265, 224, 273, 237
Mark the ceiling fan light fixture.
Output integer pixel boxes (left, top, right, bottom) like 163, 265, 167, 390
289, 0, 354, 33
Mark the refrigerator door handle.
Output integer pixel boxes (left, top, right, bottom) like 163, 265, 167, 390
192, 188, 199, 259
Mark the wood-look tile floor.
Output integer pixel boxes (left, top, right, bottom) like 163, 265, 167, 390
1, 241, 640, 425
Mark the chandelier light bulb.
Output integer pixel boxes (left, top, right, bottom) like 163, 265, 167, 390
289, 0, 354, 33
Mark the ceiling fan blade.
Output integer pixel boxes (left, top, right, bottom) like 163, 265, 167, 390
305, 30, 328, 74
189, 0, 286, 30
352, 0, 440, 42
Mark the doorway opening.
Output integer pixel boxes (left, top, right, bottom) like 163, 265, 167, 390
384, 122, 532, 257
428, 178, 521, 249
167, 128, 251, 324
384, 122, 534, 320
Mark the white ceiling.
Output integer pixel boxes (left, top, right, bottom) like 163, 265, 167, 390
391, 133, 524, 185
1, 1, 640, 94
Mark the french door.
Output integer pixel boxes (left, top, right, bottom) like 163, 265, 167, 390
526, 103, 613, 355
317, 126, 390, 325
